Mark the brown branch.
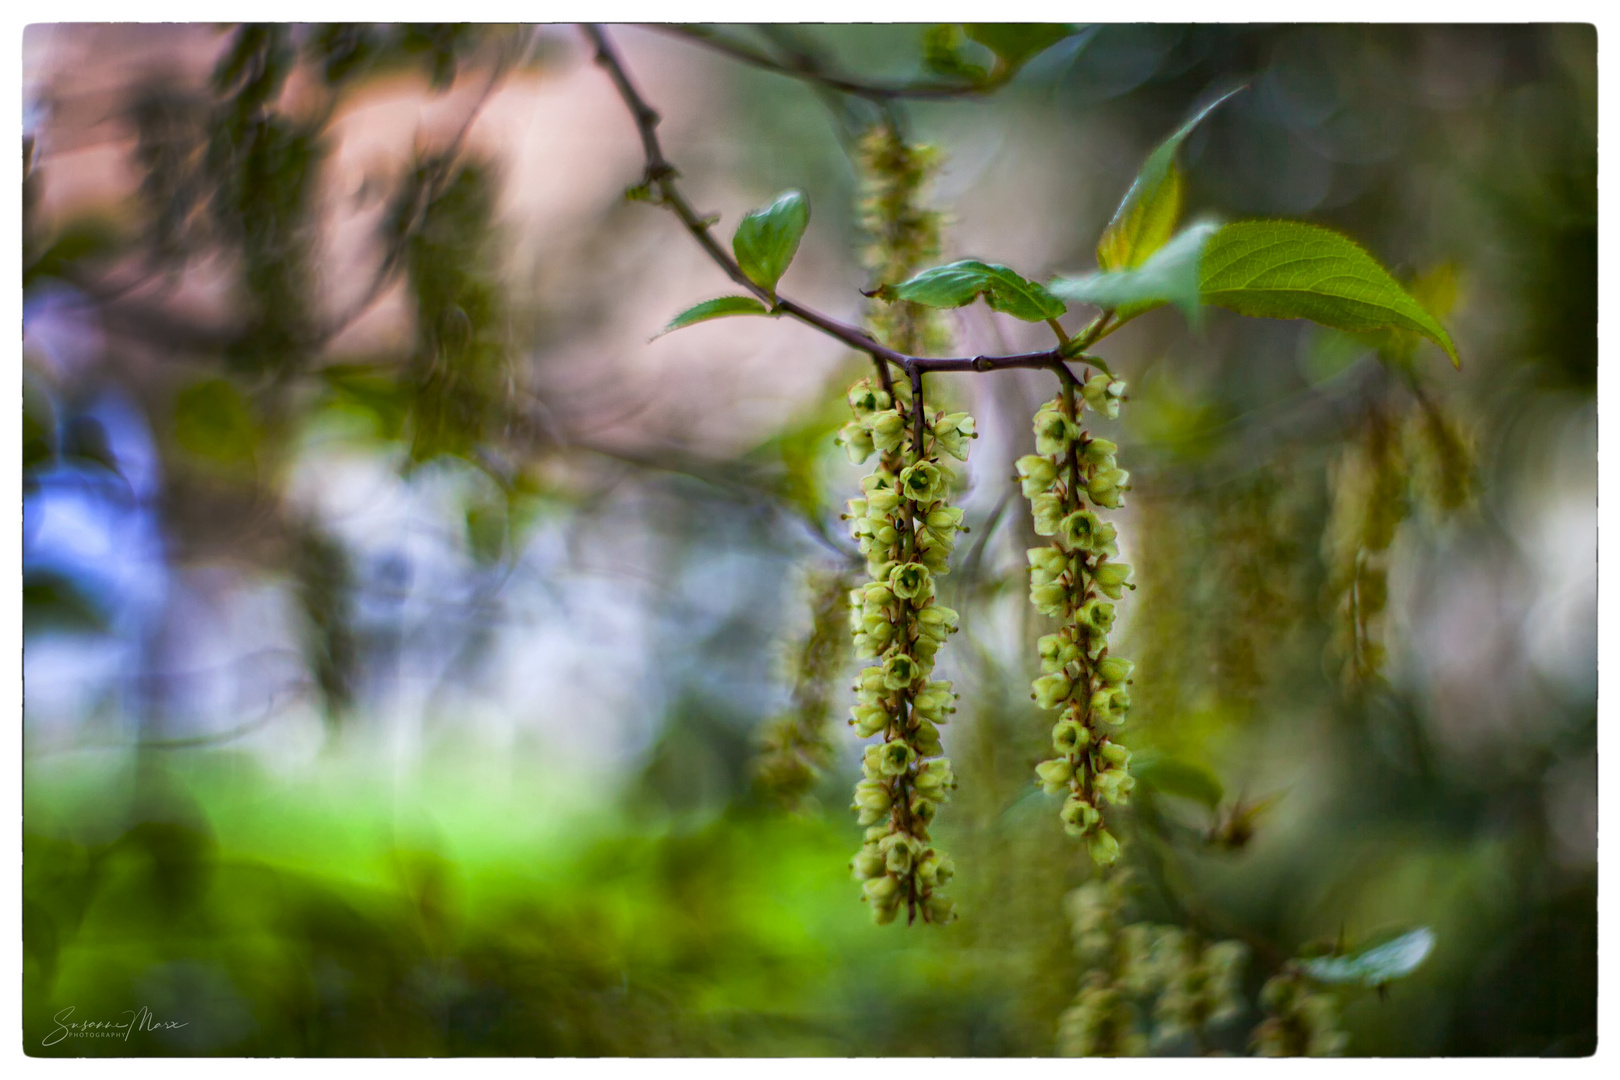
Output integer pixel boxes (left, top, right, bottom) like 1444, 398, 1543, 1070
582, 24, 1105, 386
650, 24, 1006, 103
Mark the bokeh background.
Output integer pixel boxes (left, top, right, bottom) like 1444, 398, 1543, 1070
21, 23, 1595, 1055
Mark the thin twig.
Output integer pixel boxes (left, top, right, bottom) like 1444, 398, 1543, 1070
582, 24, 1105, 385
651, 24, 1006, 103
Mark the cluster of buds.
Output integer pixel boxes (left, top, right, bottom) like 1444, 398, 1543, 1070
837, 375, 975, 925
753, 569, 854, 809
855, 125, 950, 358
1059, 873, 1146, 1056
1251, 973, 1349, 1057
1020, 373, 1136, 865
1141, 930, 1248, 1047
1060, 872, 1250, 1056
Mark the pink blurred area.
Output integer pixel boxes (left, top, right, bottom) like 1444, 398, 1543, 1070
24, 23, 854, 457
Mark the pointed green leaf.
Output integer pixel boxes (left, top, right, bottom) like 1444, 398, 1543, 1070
658, 295, 771, 337
1300, 927, 1436, 987
964, 24, 1077, 75
1199, 221, 1460, 368
1098, 87, 1243, 272
1131, 752, 1225, 809
1051, 221, 1218, 325
878, 259, 1066, 322
732, 189, 809, 294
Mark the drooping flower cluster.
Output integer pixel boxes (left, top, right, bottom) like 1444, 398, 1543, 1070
1058, 872, 1249, 1056
1143, 929, 1249, 1047
1251, 972, 1349, 1057
855, 126, 950, 359
836, 375, 975, 924
1020, 373, 1136, 865
754, 568, 854, 809
1059, 874, 1146, 1056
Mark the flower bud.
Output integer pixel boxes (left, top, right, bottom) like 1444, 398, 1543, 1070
888, 562, 933, 601
1016, 454, 1058, 498
1031, 493, 1065, 536
858, 665, 890, 695
1079, 599, 1116, 635
1097, 656, 1134, 686
850, 704, 888, 738
1036, 757, 1074, 792
912, 682, 955, 719
926, 894, 957, 924
869, 410, 906, 452
1028, 546, 1068, 576
860, 469, 895, 493
918, 545, 950, 575
1090, 688, 1129, 725
900, 460, 947, 504
1058, 510, 1104, 552
848, 380, 890, 417
1087, 828, 1121, 866
1082, 375, 1127, 419
1053, 718, 1089, 754
1081, 437, 1118, 465
879, 740, 915, 776
933, 412, 977, 460
911, 719, 943, 757
1061, 794, 1101, 832
1030, 582, 1069, 616
1087, 476, 1124, 509
914, 757, 954, 794
866, 487, 900, 515
851, 848, 886, 880
862, 583, 895, 609
1033, 672, 1074, 709
852, 780, 892, 820
1034, 406, 1077, 456
1098, 740, 1131, 768
1093, 561, 1133, 599
1087, 467, 1129, 509
838, 421, 876, 464
915, 604, 959, 637
863, 874, 900, 903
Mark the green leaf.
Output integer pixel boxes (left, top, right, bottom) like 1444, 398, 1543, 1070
964, 24, 1077, 75
1131, 753, 1225, 809
658, 296, 771, 337
1300, 927, 1436, 987
1200, 221, 1461, 368
1051, 221, 1218, 325
732, 190, 809, 294
877, 259, 1066, 322
1098, 87, 1242, 272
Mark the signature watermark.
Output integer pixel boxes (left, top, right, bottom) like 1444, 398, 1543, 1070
43, 1006, 188, 1047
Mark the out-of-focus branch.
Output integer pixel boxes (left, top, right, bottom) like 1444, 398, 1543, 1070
651, 24, 1007, 103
